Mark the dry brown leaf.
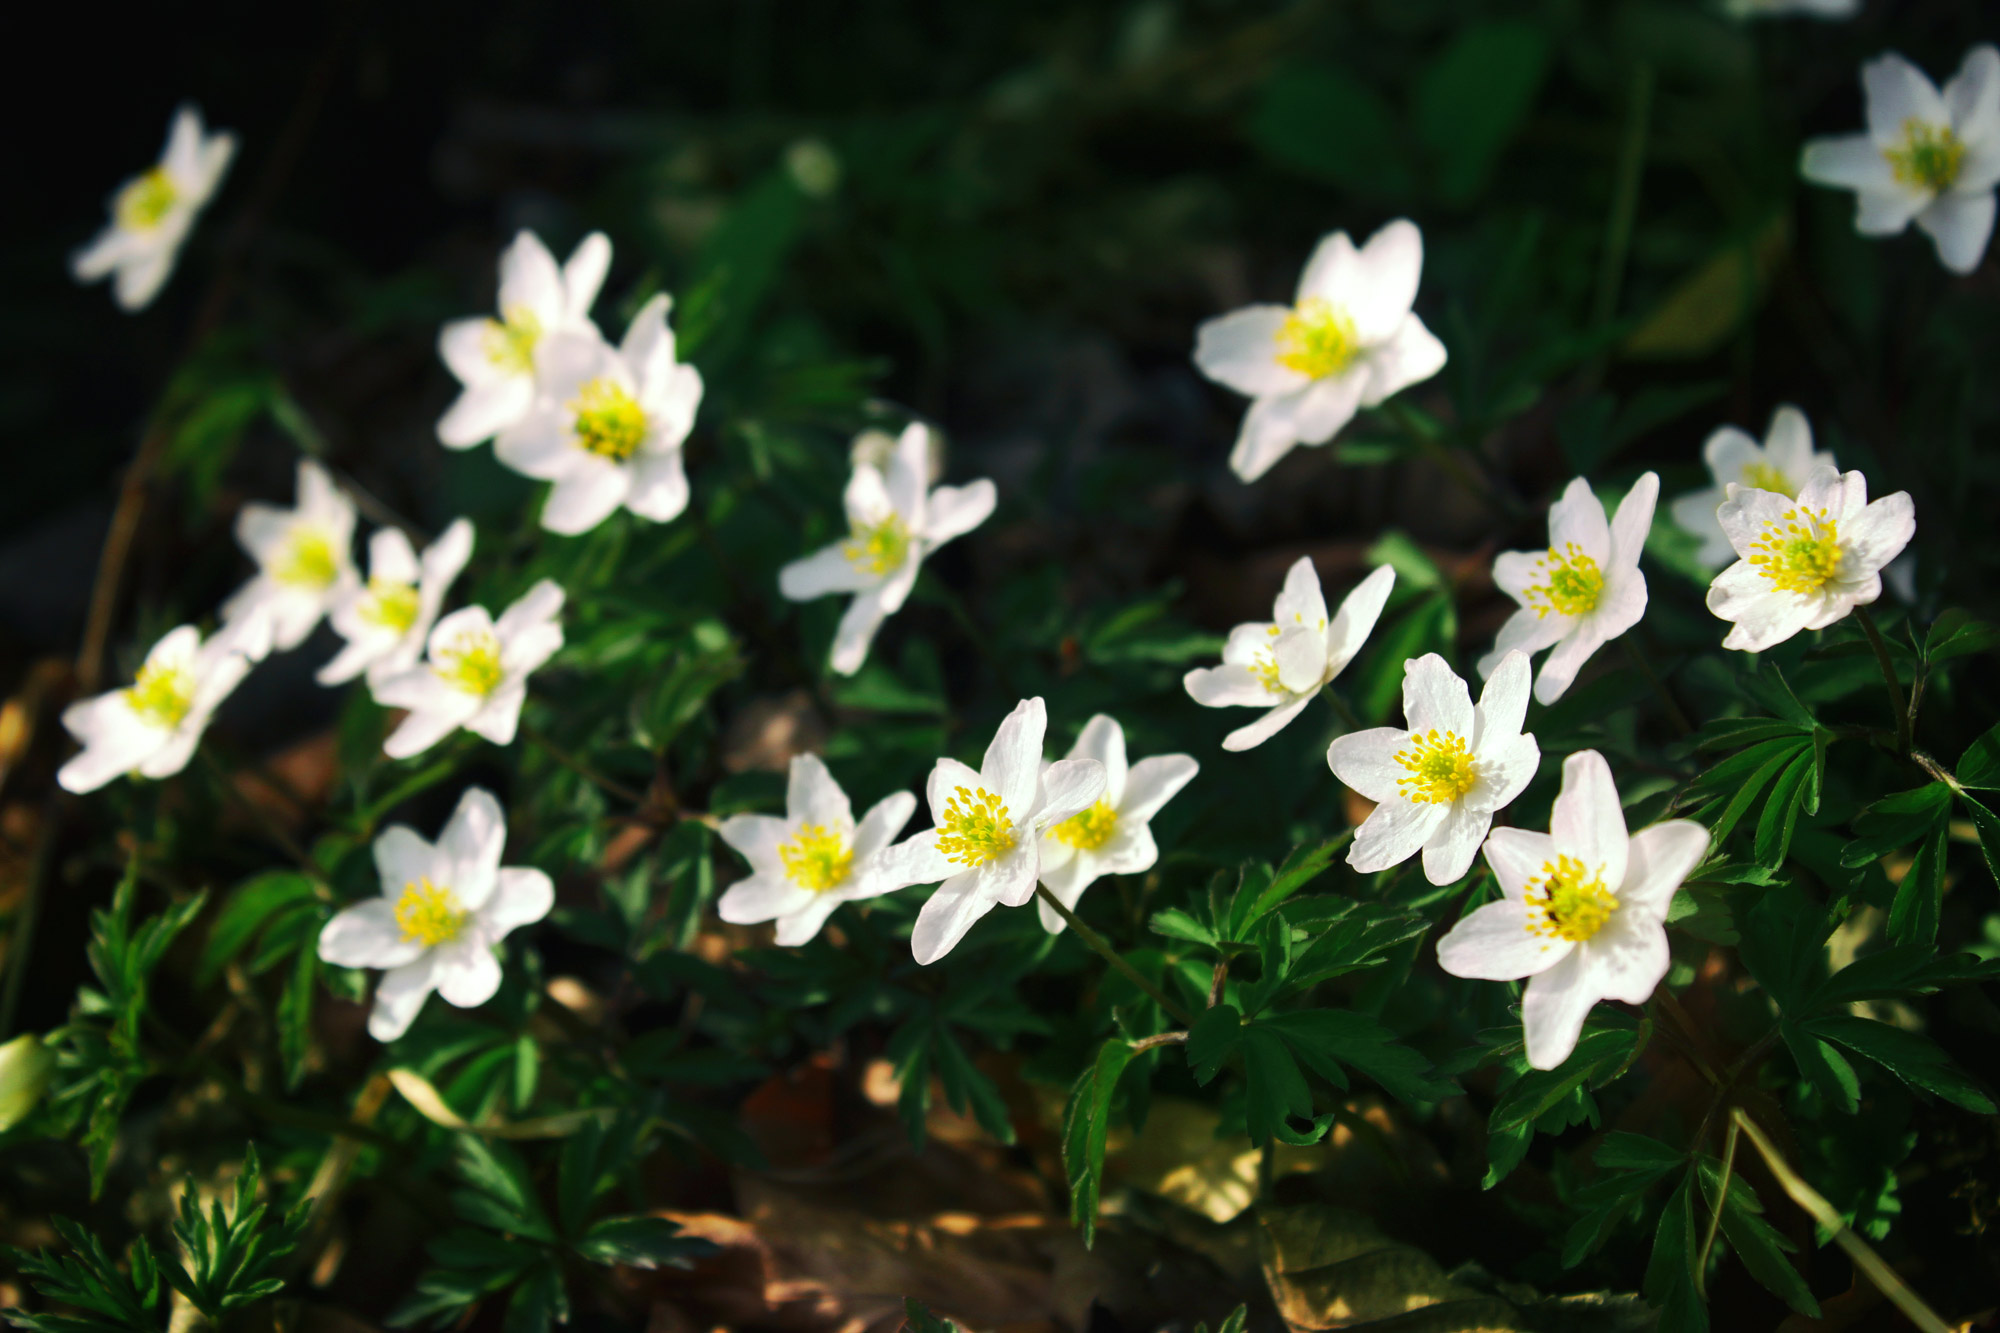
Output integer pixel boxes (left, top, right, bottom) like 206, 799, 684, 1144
1257, 1204, 1531, 1333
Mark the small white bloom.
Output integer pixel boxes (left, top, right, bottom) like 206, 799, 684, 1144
1183, 559, 1396, 752
888, 698, 1106, 964
778, 423, 996, 676
72, 105, 236, 312
318, 787, 553, 1042
1036, 715, 1198, 933
57, 618, 262, 794
374, 580, 565, 759
1800, 45, 2000, 275
1327, 651, 1540, 886
494, 295, 704, 535
716, 754, 922, 946
1479, 474, 1657, 706
1193, 219, 1447, 482
1669, 406, 1834, 569
318, 519, 474, 690
221, 459, 358, 659
437, 230, 612, 448
1437, 750, 1708, 1070
1722, 0, 1858, 19
1706, 464, 1915, 652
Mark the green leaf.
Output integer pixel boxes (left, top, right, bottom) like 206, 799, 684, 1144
196, 872, 319, 985
1185, 1004, 1242, 1086
1061, 1039, 1137, 1247
1257, 1009, 1455, 1108
1805, 1014, 1995, 1113
1230, 838, 1345, 936
1250, 64, 1413, 196
1562, 1133, 1684, 1267
903, 1298, 965, 1333
1886, 821, 1948, 946
277, 945, 316, 1092
1147, 907, 1216, 947
1959, 722, 2000, 790
501, 1263, 567, 1333
1753, 748, 1813, 869
1483, 1022, 1639, 1187
1959, 793, 2000, 888
1413, 22, 1550, 204
1695, 1161, 1819, 1318
1641, 1173, 1706, 1333
1923, 609, 2000, 665
1839, 783, 1951, 867
574, 1216, 709, 1269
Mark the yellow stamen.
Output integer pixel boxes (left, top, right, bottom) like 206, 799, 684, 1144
1738, 462, 1794, 497
568, 377, 647, 461
843, 516, 912, 576
276, 531, 340, 589
359, 578, 421, 635
778, 823, 853, 892
1524, 855, 1619, 944
1884, 119, 1966, 192
482, 306, 542, 374
1524, 543, 1604, 619
1395, 730, 1478, 805
394, 877, 468, 947
1052, 799, 1118, 852
116, 168, 179, 231
936, 786, 1016, 867
125, 660, 194, 729
434, 629, 505, 697
1274, 298, 1360, 379
1747, 506, 1842, 595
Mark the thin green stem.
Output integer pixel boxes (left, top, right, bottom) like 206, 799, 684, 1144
1852, 606, 1911, 755
1035, 884, 1196, 1026
1321, 685, 1362, 732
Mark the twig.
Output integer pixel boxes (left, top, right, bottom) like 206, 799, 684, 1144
1035, 884, 1196, 1026
1852, 606, 1912, 755
1127, 1031, 1188, 1054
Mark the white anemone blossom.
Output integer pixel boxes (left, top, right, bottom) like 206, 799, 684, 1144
1801, 45, 2000, 275
1326, 651, 1539, 886
1437, 750, 1709, 1070
72, 105, 236, 312
716, 754, 922, 946
1706, 464, 1915, 653
374, 580, 565, 759
318, 788, 553, 1042
221, 460, 358, 659
1183, 560, 1396, 752
1036, 715, 1198, 934
1669, 406, 1835, 569
889, 698, 1106, 964
57, 619, 263, 794
778, 423, 996, 676
437, 230, 612, 447
1193, 219, 1447, 482
494, 295, 703, 536
1479, 474, 1657, 706
318, 519, 474, 690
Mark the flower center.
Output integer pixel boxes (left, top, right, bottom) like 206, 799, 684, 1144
1525, 855, 1619, 944
359, 578, 421, 635
568, 377, 647, 461
936, 785, 1016, 867
275, 530, 340, 589
124, 660, 194, 729
1395, 730, 1478, 805
1738, 462, 1795, 497
1525, 543, 1604, 619
1747, 506, 1843, 596
394, 877, 468, 947
434, 629, 505, 697
483, 306, 542, 374
116, 168, 179, 231
1274, 299, 1359, 379
778, 823, 853, 892
1052, 799, 1118, 852
1884, 120, 1965, 192
843, 516, 912, 577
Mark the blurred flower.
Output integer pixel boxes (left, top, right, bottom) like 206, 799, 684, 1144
221, 459, 358, 659
375, 580, 564, 759
1706, 465, 1914, 652
1193, 219, 1447, 482
318, 518, 474, 690
717, 753, 921, 946
779, 423, 996, 675
57, 619, 262, 793
318, 787, 553, 1041
1327, 651, 1539, 886
72, 104, 235, 312
1036, 714, 1198, 933
1801, 46, 2000, 275
785, 137, 843, 197
1438, 750, 1707, 1069
437, 230, 612, 448
1479, 474, 1657, 705
1670, 407, 1834, 569
1183, 560, 1395, 751
888, 697, 1105, 964
1722, 0, 1858, 18
0, 1034, 55, 1133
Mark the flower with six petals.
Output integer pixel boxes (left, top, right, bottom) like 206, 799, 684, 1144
318, 519, 474, 690
72, 104, 236, 312
1036, 714, 1198, 934
1669, 406, 1834, 569
221, 459, 358, 659
57, 618, 264, 794
374, 579, 565, 759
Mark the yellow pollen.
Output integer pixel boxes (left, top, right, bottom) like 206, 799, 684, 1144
1052, 799, 1118, 852
935, 785, 1016, 867
124, 660, 194, 729
843, 516, 912, 576
778, 823, 853, 892
482, 306, 542, 374
275, 530, 340, 589
1524, 543, 1604, 619
359, 578, 420, 635
1275, 299, 1360, 379
1249, 645, 1289, 696
1747, 506, 1843, 596
1884, 119, 1966, 192
568, 377, 647, 461
394, 877, 468, 947
1738, 462, 1794, 497
434, 630, 505, 697
1395, 730, 1478, 805
1524, 855, 1619, 945
116, 168, 179, 231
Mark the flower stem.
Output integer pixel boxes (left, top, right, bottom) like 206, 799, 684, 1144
1321, 685, 1362, 732
1035, 884, 1195, 1026
1851, 605, 1911, 755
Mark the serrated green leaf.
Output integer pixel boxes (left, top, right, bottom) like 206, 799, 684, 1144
1061, 1038, 1137, 1247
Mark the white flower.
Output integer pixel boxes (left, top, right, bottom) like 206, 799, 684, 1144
318, 519, 474, 690
221, 459, 358, 659
374, 580, 564, 759
437, 230, 612, 448
1706, 464, 1915, 652
72, 105, 236, 312
1669, 406, 1834, 569
1437, 750, 1708, 1070
1478, 474, 1656, 706
889, 698, 1106, 964
716, 754, 922, 946
1800, 45, 2000, 275
1722, 0, 1858, 18
493, 295, 704, 536
1193, 219, 1447, 482
57, 618, 262, 794
318, 787, 553, 1042
1036, 715, 1198, 933
1326, 651, 1539, 886
1183, 560, 1396, 752
778, 423, 997, 676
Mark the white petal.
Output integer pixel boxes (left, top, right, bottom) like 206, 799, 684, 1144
319, 900, 424, 969
1326, 564, 1395, 675
368, 961, 437, 1042
772, 896, 844, 947
1520, 950, 1598, 1070
1618, 820, 1710, 915
1272, 625, 1328, 694
497, 231, 565, 319
1192, 306, 1307, 398
1326, 728, 1409, 805
1437, 898, 1568, 980
432, 939, 502, 1008
72, 226, 135, 282
1481, 826, 1557, 900
1608, 472, 1659, 570
1343, 219, 1424, 343
926, 757, 987, 827
779, 543, 873, 601
465, 682, 527, 746
1531, 619, 1607, 705
439, 788, 507, 908
1066, 715, 1127, 807
1466, 731, 1540, 817
1863, 52, 1949, 146
1473, 650, 1532, 745
1550, 751, 1628, 888
980, 841, 1041, 908
136, 728, 203, 780
885, 424, 930, 525
1400, 653, 1474, 738
1347, 797, 1448, 874
853, 791, 920, 864
1222, 695, 1313, 751
910, 873, 1000, 964
1036, 758, 1106, 830
373, 824, 440, 895
1547, 477, 1612, 564
486, 868, 554, 934
1285, 369, 1368, 446
383, 706, 467, 760
1227, 391, 1308, 482
982, 697, 1047, 815
830, 586, 891, 675
1036, 854, 1093, 933
844, 462, 894, 527
1119, 754, 1198, 823
1271, 555, 1328, 629
625, 449, 690, 523
1359, 315, 1446, 408
1294, 230, 1357, 304
497, 580, 565, 640
1581, 910, 1670, 1006
1184, 662, 1277, 710
718, 874, 814, 925
540, 463, 630, 536
1855, 185, 1931, 236
1669, 489, 1734, 568
923, 480, 997, 546
1915, 190, 1996, 274
1800, 134, 1898, 192
787, 752, 853, 829
113, 245, 176, 311
1477, 606, 1569, 680
718, 815, 789, 874
1839, 492, 1917, 576
1422, 801, 1490, 885
561, 232, 613, 320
